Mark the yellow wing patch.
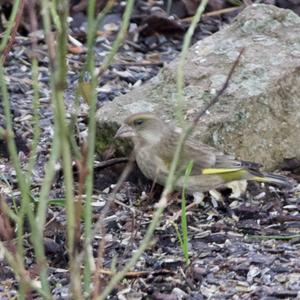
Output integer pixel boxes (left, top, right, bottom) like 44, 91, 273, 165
251, 176, 267, 182
202, 168, 242, 175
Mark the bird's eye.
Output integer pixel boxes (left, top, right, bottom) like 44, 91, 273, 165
133, 119, 144, 126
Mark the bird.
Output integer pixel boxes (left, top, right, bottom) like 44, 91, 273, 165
115, 112, 291, 195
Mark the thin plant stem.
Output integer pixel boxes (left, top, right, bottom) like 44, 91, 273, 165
80, 0, 135, 296
0, 0, 21, 51
84, 0, 115, 73
97, 0, 135, 77
176, 0, 209, 127
0, 61, 51, 297
1, 49, 51, 293
97, 2, 247, 298
171, 221, 184, 250
53, 4, 75, 249
0, 0, 25, 63
40, 0, 79, 297
49, 1, 62, 32
0, 242, 51, 299
0, 194, 18, 222
97, 191, 170, 300
40, 0, 56, 68
26, 1, 41, 179
181, 161, 193, 264
94, 156, 134, 297
82, 0, 97, 293
53, 2, 81, 297
26, 61, 41, 178
0, 63, 29, 297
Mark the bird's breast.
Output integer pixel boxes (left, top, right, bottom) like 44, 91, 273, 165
135, 146, 168, 185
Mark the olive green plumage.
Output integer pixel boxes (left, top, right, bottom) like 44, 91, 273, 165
115, 112, 290, 194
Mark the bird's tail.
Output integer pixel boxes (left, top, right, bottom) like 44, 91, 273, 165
201, 168, 292, 189
251, 172, 292, 188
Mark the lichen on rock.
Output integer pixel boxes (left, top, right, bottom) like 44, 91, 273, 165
96, 4, 300, 169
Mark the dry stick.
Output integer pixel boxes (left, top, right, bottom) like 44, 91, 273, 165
0, 46, 43, 299
97, 48, 245, 300
204, 6, 242, 17
24, 1, 51, 296
83, 0, 118, 293
94, 157, 129, 169
97, 268, 175, 279
75, 162, 137, 270
0, 0, 25, 64
75, 146, 89, 252
169, 48, 245, 227
193, 48, 245, 126
93, 152, 135, 298
0, 242, 51, 299
39, 1, 80, 297
78, 3, 134, 292
26, 0, 40, 174
121, 207, 138, 262
27, 0, 38, 51
182, 6, 243, 22
86, 0, 134, 294
1, 0, 50, 288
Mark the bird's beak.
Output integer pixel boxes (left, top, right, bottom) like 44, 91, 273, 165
114, 124, 135, 138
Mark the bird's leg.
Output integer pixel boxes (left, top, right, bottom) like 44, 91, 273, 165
225, 180, 248, 199
154, 191, 180, 208
149, 174, 158, 196
209, 189, 224, 208
208, 181, 247, 207
146, 168, 162, 201
209, 188, 239, 221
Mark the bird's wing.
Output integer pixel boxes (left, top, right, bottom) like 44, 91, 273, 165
157, 131, 261, 176
156, 132, 216, 174
183, 137, 262, 175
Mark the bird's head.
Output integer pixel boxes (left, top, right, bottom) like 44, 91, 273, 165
115, 113, 168, 145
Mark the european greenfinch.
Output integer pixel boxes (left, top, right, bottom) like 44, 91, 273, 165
115, 112, 290, 194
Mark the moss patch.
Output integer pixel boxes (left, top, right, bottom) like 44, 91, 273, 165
95, 121, 133, 158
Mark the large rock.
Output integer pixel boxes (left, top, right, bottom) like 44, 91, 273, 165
96, 4, 300, 170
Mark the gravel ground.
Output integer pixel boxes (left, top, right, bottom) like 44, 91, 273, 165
0, 1, 300, 299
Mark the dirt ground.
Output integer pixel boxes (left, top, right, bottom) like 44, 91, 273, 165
0, 1, 300, 299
